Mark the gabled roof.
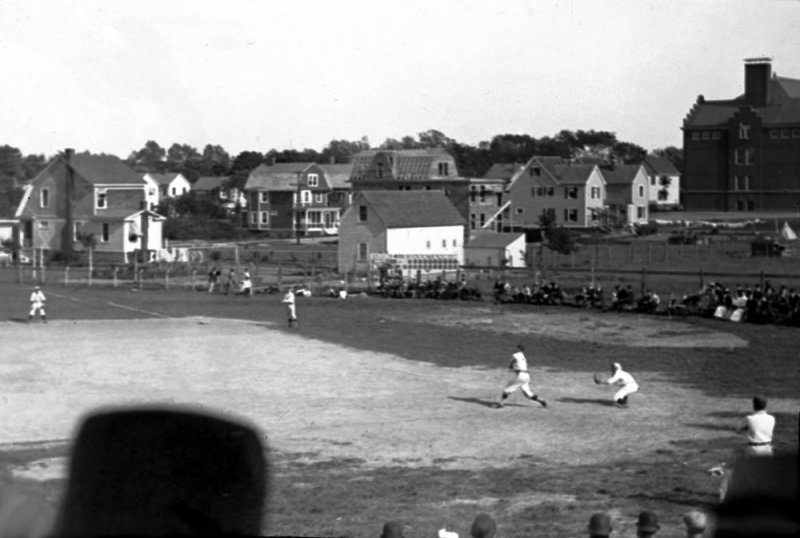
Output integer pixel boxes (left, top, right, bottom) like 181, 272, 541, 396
643, 156, 680, 176
599, 164, 644, 185
358, 190, 465, 228
319, 163, 353, 189
552, 163, 599, 185
467, 232, 524, 249
144, 172, 184, 186
244, 162, 314, 191
69, 154, 145, 185
193, 176, 230, 191
684, 74, 800, 127
350, 148, 457, 181
482, 163, 522, 180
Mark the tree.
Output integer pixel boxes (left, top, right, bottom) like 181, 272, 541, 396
127, 140, 167, 171
611, 141, 647, 164
201, 144, 232, 176
75, 231, 97, 276
166, 143, 201, 167
417, 129, 453, 148
652, 146, 684, 173
319, 138, 370, 163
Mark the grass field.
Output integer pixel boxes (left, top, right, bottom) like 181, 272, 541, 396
0, 279, 797, 537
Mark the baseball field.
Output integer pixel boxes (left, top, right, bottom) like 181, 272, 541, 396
0, 279, 797, 537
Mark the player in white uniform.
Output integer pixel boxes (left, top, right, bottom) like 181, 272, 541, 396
497, 344, 547, 409
741, 395, 775, 457
601, 362, 639, 406
29, 285, 47, 323
281, 288, 297, 328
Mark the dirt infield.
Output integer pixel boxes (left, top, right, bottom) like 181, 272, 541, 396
0, 313, 786, 480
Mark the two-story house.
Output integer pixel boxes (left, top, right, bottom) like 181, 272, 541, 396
243, 162, 352, 237
600, 164, 650, 225
192, 176, 247, 215
15, 151, 164, 262
500, 156, 606, 230
338, 190, 465, 276
682, 57, 800, 211
642, 155, 681, 209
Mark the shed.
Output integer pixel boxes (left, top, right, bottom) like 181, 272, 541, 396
464, 232, 526, 268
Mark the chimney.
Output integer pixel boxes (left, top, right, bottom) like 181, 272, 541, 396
744, 57, 772, 107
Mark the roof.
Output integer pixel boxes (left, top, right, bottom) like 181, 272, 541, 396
466, 232, 525, 249
482, 163, 522, 180
193, 176, 230, 191
244, 162, 314, 191
350, 149, 457, 182
552, 163, 598, 185
599, 164, 643, 185
68, 154, 144, 185
90, 208, 165, 221
318, 163, 353, 189
358, 190, 465, 228
145, 173, 183, 186
684, 74, 800, 127
643, 155, 680, 176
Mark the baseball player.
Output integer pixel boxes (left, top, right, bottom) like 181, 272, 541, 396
496, 344, 548, 409
281, 287, 297, 328
740, 395, 775, 456
596, 362, 639, 406
28, 285, 46, 323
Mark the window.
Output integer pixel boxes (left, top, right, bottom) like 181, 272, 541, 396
480, 213, 486, 227
260, 212, 268, 224
357, 243, 368, 261
39, 220, 49, 229
101, 223, 109, 242
307, 173, 318, 187
536, 187, 545, 196
479, 186, 486, 202
743, 175, 751, 191
793, 129, 800, 139
148, 188, 156, 196
358, 205, 367, 222
301, 190, 311, 204
650, 176, 656, 186
591, 186, 601, 199
770, 129, 779, 139
515, 207, 524, 215
546, 187, 554, 197
376, 162, 384, 178
452, 239, 457, 247
426, 240, 431, 249
530, 166, 541, 177
565, 187, 578, 199
171, 187, 177, 196
40, 188, 49, 208
469, 187, 477, 203
739, 122, 750, 140
702, 131, 710, 140
96, 190, 107, 209
747, 200, 755, 211
734, 148, 754, 165
736, 200, 744, 211
314, 193, 323, 203
470, 213, 476, 230
781, 129, 790, 139
691, 132, 700, 140
637, 206, 645, 219
441, 239, 447, 248
531, 187, 537, 197
250, 212, 258, 225
438, 162, 449, 176
260, 192, 268, 203
72, 222, 81, 241
638, 185, 644, 198
712, 131, 721, 140
564, 208, 578, 222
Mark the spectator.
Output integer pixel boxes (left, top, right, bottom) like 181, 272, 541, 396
636, 511, 660, 537
380, 520, 404, 538
207, 266, 220, 294
588, 512, 613, 537
682, 511, 707, 538
469, 513, 496, 538
223, 268, 237, 295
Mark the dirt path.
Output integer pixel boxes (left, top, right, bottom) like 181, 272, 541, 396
0, 316, 788, 478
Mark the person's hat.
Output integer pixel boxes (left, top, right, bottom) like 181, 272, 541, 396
753, 395, 768, 409
636, 511, 660, 533
380, 520, 404, 538
611, 362, 621, 370
683, 511, 707, 532
587, 512, 612, 536
52, 406, 267, 536
470, 513, 497, 538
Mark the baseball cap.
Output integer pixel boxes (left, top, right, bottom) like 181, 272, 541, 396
588, 512, 612, 536
683, 511, 707, 532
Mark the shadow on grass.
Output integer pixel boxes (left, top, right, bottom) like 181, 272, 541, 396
7, 317, 32, 324
447, 396, 514, 409
687, 422, 739, 433
557, 397, 615, 407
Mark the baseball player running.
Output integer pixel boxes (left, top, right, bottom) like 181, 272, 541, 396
496, 344, 548, 409
29, 285, 47, 323
596, 362, 639, 406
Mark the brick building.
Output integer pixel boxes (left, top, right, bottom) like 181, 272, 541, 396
682, 58, 800, 211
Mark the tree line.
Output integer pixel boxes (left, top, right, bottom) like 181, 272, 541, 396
0, 131, 683, 219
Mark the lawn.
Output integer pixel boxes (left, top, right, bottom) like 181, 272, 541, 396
0, 280, 797, 537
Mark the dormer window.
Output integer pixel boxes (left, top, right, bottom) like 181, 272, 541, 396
40, 188, 49, 208
96, 189, 107, 209
376, 162, 384, 178
308, 173, 319, 187
438, 162, 449, 176
739, 122, 751, 140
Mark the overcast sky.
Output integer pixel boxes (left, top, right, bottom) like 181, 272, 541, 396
1, 0, 798, 159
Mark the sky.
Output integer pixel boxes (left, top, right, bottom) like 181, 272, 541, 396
1, 0, 798, 159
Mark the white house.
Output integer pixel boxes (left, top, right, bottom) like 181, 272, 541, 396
464, 232, 527, 268
601, 164, 650, 225
643, 155, 681, 209
337, 190, 465, 276
142, 173, 192, 208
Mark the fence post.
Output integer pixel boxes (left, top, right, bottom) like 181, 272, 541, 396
88, 263, 92, 287
65, 266, 69, 285
165, 268, 170, 290
113, 267, 118, 288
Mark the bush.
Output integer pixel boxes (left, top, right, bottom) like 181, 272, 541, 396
48, 250, 82, 265
635, 222, 659, 236
163, 217, 247, 241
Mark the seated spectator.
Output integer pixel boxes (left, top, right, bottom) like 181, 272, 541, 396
380, 520, 405, 538
587, 512, 613, 537
469, 513, 497, 538
52, 406, 267, 536
682, 511, 707, 538
636, 510, 660, 537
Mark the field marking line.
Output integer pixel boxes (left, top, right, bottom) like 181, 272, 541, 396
106, 301, 172, 318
